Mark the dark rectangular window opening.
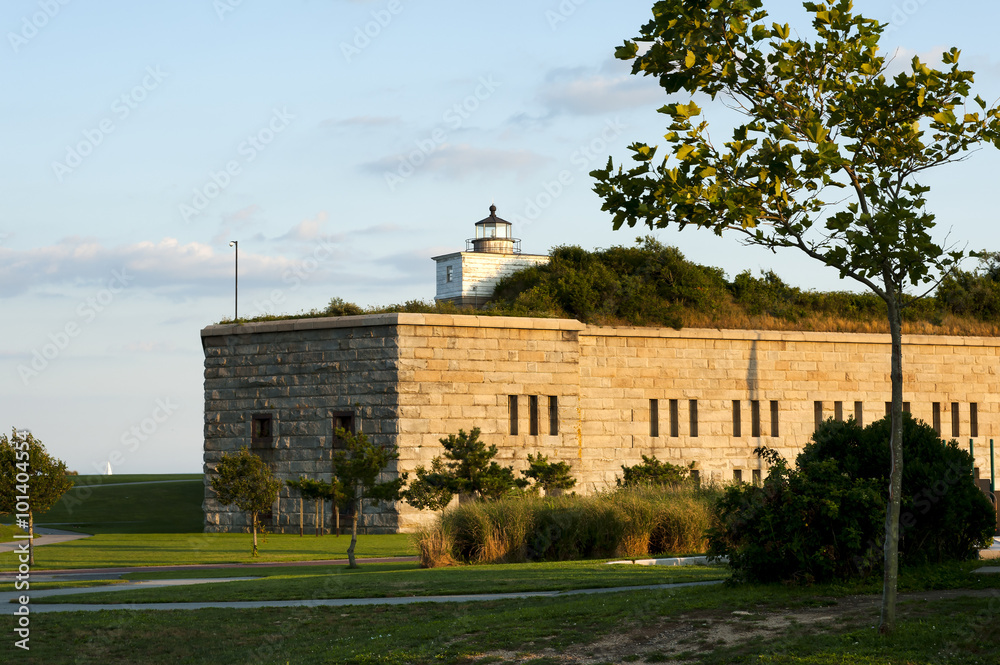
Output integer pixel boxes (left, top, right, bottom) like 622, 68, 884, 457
885, 402, 911, 417
529, 395, 539, 436
508, 395, 518, 435
752, 469, 762, 485
548, 396, 559, 436
251, 414, 274, 445
770, 400, 779, 437
732, 400, 741, 437
855, 401, 863, 427
951, 402, 960, 438
669, 399, 679, 438
689, 399, 699, 438
331, 412, 355, 456
834, 401, 844, 422
650, 399, 660, 438
814, 401, 823, 431
733, 469, 742, 483
690, 469, 700, 485
971, 402, 979, 437
932, 402, 942, 435
751, 400, 760, 437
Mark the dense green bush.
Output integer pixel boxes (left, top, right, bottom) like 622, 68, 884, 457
709, 416, 996, 584
802, 415, 996, 566
617, 455, 692, 488
432, 486, 718, 565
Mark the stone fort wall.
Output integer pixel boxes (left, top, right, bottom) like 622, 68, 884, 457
202, 313, 1000, 533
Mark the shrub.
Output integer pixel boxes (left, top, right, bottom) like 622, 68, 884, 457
617, 455, 692, 488
521, 453, 576, 493
433, 486, 716, 564
709, 416, 996, 584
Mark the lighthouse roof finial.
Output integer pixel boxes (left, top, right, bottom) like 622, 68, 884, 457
489, 203, 497, 218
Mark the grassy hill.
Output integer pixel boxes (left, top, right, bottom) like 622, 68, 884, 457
33, 474, 203, 534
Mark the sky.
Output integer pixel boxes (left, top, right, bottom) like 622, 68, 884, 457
2, 0, 1000, 474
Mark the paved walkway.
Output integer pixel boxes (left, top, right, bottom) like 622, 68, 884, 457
7, 580, 724, 614
0, 527, 92, 553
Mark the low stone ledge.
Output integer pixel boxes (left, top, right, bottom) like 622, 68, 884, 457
605, 555, 727, 566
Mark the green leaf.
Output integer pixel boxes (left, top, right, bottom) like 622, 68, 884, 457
685, 49, 696, 68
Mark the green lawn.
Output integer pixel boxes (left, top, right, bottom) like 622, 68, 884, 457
22, 563, 1000, 665
34, 477, 203, 534
0, 532, 417, 570
0, 523, 26, 541
32, 560, 729, 604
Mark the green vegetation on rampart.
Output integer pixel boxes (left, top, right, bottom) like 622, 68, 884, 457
222, 240, 1000, 336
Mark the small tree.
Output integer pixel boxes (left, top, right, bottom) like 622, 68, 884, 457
592, 0, 1000, 631
332, 428, 406, 568
210, 448, 281, 556
403, 457, 455, 515
522, 453, 576, 494
617, 455, 691, 488
285, 478, 307, 536
437, 428, 527, 500
0, 429, 73, 565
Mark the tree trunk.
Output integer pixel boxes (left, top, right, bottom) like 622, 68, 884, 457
335, 502, 340, 537
251, 511, 259, 557
314, 499, 320, 536
28, 511, 34, 567
880, 290, 904, 634
347, 497, 361, 568
321, 500, 325, 536
298, 497, 303, 537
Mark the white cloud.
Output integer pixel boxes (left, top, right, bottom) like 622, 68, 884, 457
535, 64, 664, 116
364, 144, 550, 179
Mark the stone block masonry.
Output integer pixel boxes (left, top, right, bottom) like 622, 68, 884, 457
203, 314, 1000, 533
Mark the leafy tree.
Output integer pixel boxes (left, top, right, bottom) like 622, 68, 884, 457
591, 0, 1000, 632
287, 477, 348, 536
210, 448, 282, 556
522, 453, 577, 494
617, 455, 691, 488
403, 458, 455, 514
332, 428, 406, 568
0, 429, 73, 565
436, 428, 528, 501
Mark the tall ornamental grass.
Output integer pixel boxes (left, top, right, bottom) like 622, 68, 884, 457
422, 485, 718, 566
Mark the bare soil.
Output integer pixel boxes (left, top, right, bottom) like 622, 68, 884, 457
472, 589, 998, 665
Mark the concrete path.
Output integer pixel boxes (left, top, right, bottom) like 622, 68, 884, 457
980, 537, 1000, 561
0, 527, 92, 553
9, 580, 725, 614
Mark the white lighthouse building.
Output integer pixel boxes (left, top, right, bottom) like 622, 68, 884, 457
432, 205, 549, 307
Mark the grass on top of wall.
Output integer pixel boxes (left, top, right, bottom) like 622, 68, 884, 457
422, 485, 720, 566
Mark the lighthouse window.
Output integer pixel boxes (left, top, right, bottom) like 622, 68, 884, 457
445, 265, 453, 283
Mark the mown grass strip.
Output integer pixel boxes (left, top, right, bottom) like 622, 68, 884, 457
33, 561, 730, 604
0, 532, 417, 570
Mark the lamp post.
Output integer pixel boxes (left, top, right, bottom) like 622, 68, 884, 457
229, 240, 238, 322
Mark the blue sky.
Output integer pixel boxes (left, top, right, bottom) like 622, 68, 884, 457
2, 0, 999, 474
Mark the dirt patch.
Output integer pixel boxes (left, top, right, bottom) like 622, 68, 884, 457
470, 589, 997, 665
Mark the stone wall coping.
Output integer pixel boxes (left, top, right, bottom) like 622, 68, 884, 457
584, 325, 1000, 347
201, 313, 588, 337
202, 315, 999, 346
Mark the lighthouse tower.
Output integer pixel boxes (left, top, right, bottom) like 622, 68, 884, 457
432, 205, 549, 307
